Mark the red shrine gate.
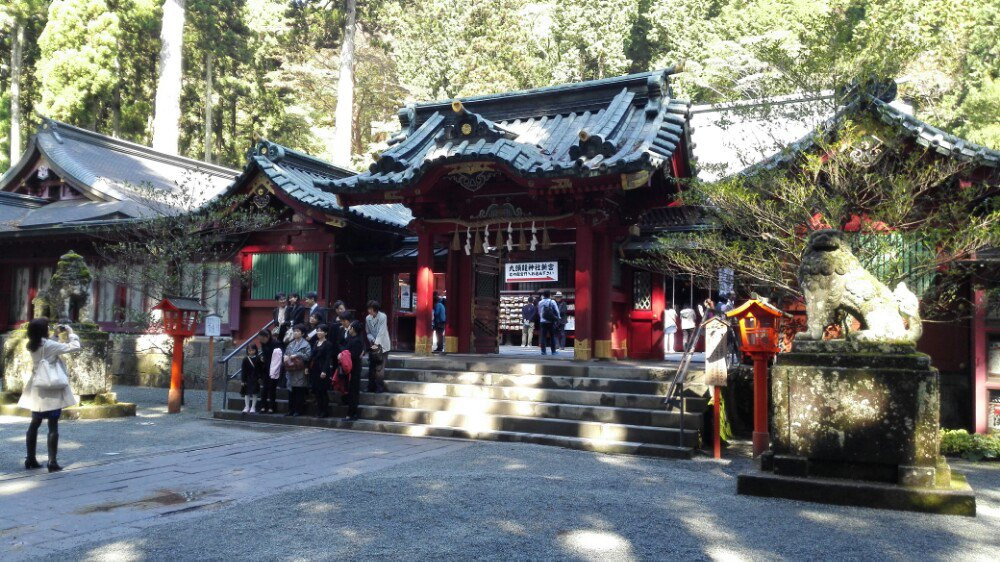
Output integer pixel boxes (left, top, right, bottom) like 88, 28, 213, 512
328, 70, 694, 359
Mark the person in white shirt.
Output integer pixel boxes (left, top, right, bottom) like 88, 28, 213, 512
664, 306, 678, 353
365, 300, 391, 392
20, 318, 80, 472
679, 306, 697, 351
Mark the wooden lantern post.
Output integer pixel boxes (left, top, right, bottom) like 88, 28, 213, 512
726, 299, 785, 457
204, 313, 222, 412
153, 296, 208, 414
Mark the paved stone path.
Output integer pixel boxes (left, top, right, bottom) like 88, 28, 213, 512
0, 428, 469, 560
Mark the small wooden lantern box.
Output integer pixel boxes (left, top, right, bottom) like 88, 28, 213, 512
727, 299, 784, 355
726, 298, 785, 456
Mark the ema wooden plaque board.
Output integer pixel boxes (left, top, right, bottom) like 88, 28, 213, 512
704, 317, 730, 387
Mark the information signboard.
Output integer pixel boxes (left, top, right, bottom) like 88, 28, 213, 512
204, 314, 221, 338
505, 262, 558, 283
704, 317, 730, 387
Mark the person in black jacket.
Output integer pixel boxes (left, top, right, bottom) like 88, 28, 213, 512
342, 320, 364, 422
310, 324, 335, 418
240, 344, 265, 413
285, 293, 305, 342
256, 329, 279, 413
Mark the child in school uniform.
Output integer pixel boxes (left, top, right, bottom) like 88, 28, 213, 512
241, 344, 265, 413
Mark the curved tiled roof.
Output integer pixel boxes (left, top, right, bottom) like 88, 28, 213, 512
739, 92, 1000, 177
0, 119, 239, 233
0, 118, 237, 204
324, 69, 692, 193
228, 140, 413, 228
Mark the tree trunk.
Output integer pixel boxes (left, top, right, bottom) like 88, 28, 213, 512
152, 0, 186, 155
112, 56, 122, 137
203, 51, 213, 163
10, 23, 24, 165
331, 0, 357, 167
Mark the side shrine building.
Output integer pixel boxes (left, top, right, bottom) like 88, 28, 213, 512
2, 70, 999, 433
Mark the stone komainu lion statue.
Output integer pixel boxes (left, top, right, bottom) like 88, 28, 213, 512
797, 229, 922, 342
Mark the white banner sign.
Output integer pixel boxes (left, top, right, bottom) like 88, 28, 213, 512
505, 262, 558, 283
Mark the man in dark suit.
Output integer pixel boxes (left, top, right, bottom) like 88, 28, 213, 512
285, 293, 305, 343
304, 291, 325, 324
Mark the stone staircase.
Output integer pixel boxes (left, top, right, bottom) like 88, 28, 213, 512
214, 355, 707, 459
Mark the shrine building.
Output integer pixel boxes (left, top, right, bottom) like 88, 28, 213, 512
324, 69, 695, 360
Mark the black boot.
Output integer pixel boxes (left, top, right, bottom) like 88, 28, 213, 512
25, 424, 41, 470
47, 432, 62, 473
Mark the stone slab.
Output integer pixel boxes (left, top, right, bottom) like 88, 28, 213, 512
737, 471, 976, 517
0, 402, 136, 419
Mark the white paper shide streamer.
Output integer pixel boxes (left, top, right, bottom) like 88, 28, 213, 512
464, 226, 472, 255
506, 222, 513, 252
530, 221, 538, 251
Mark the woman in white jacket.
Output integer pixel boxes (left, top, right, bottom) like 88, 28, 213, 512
20, 318, 80, 472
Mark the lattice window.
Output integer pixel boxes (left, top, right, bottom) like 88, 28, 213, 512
476, 272, 498, 298
633, 271, 652, 310
367, 275, 383, 305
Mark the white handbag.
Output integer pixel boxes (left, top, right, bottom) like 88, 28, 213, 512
33, 358, 70, 390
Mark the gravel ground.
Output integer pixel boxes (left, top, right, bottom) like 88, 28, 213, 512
51, 436, 1000, 561
0, 386, 301, 474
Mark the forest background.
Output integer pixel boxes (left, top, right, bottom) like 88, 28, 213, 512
1, 0, 998, 174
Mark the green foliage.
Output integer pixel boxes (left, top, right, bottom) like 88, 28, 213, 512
3, 0, 998, 171
93, 175, 278, 332
35, 0, 120, 124
940, 429, 1000, 461
637, 116, 1000, 318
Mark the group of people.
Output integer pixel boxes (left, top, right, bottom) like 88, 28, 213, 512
664, 293, 737, 353
239, 291, 391, 421
520, 290, 569, 355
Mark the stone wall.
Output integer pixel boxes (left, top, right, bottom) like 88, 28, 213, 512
107, 334, 235, 389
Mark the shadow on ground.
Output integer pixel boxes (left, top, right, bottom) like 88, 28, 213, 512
56, 440, 1000, 561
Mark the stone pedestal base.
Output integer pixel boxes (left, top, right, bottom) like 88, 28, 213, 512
2, 324, 113, 396
738, 340, 976, 516
738, 470, 976, 516
0, 391, 136, 419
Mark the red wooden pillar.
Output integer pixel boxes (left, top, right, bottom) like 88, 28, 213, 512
167, 335, 185, 414
650, 272, 666, 361
973, 288, 988, 433
457, 250, 473, 353
444, 245, 459, 353
592, 230, 613, 359
415, 226, 435, 356
574, 219, 593, 360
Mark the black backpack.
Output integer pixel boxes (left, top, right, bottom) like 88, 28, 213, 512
541, 300, 558, 323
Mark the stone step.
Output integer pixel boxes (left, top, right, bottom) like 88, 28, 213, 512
224, 397, 698, 448
227, 393, 702, 428
381, 368, 671, 395
228, 379, 707, 414
363, 393, 703, 428
212, 410, 695, 460
385, 356, 678, 381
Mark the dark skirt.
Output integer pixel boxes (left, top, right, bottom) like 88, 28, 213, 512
32, 409, 62, 420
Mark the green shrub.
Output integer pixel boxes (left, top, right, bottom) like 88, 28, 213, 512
940, 429, 1000, 461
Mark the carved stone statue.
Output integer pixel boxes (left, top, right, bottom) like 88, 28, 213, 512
796, 229, 921, 342
45, 251, 94, 324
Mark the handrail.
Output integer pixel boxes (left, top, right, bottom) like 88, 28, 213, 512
219, 319, 276, 364
663, 320, 706, 448
219, 319, 276, 411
